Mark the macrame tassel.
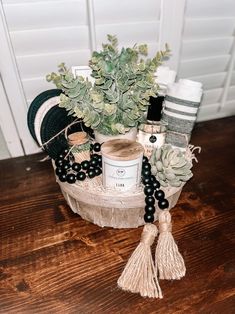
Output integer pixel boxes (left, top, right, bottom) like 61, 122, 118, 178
117, 224, 162, 298
155, 211, 186, 280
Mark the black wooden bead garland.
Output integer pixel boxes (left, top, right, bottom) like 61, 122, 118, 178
54, 143, 102, 184
54, 145, 169, 221
142, 156, 169, 223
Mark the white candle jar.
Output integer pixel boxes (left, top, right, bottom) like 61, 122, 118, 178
101, 139, 144, 192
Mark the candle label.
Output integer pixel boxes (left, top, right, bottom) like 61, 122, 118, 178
102, 156, 142, 191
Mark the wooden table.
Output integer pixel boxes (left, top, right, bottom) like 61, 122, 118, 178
0, 117, 235, 313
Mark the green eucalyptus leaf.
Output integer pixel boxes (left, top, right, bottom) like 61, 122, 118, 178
91, 91, 103, 103
103, 103, 117, 116
122, 113, 136, 127
95, 77, 105, 85
74, 107, 84, 119
92, 101, 104, 112
91, 113, 101, 128
112, 123, 125, 134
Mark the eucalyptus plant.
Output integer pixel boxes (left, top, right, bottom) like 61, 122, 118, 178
47, 35, 170, 135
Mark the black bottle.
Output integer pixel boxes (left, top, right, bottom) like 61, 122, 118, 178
147, 95, 165, 122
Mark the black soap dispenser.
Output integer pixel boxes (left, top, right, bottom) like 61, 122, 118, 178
137, 66, 176, 157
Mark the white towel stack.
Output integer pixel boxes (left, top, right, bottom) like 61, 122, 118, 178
162, 79, 203, 136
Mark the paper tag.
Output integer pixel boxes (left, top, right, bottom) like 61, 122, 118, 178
137, 130, 166, 158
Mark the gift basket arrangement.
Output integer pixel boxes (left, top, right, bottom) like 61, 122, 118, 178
27, 35, 201, 299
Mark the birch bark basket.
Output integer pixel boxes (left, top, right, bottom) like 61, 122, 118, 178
56, 175, 183, 228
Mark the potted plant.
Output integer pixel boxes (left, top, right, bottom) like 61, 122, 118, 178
47, 35, 170, 142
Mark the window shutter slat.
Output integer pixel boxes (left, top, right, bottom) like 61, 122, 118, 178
178, 0, 235, 121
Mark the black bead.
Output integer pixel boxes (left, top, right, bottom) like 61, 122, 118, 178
150, 175, 156, 182
97, 155, 102, 167
91, 153, 99, 160
58, 153, 65, 159
143, 156, 149, 164
90, 159, 98, 167
76, 171, 86, 181
81, 160, 90, 170
72, 162, 81, 172
66, 173, 76, 184
145, 183, 153, 188
94, 167, 102, 176
58, 173, 67, 182
142, 169, 151, 178
144, 213, 154, 223
142, 163, 151, 171
61, 161, 71, 171
93, 143, 101, 152
158, 199, 169, 210
144, 185, 154, 196
142, 176, 151, 185
63, 149, 70, 156
155, 189, 165, 200
152, 180, 160, 190
90, 143, 94, 151
145, 205, 155, 214
87, 169, 96, 178
145, 196, 155, 205
55, 158, 64, 167
55, 167, 65, 176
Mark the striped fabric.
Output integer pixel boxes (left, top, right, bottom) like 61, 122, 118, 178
162, 95, 200, 135
165, 130, 189, 149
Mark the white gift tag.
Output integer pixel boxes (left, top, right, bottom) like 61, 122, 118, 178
137, 130, 166, 158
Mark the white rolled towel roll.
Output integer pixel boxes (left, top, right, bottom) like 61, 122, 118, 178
162, 79, 203, 136
166, 79, 203, 102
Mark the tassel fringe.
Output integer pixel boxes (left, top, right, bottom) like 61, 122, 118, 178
117, 224, 162, 298
155, 211, 186, 280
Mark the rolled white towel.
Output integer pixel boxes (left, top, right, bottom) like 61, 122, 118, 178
166, 79, 203, 102
162, 79, 203, 136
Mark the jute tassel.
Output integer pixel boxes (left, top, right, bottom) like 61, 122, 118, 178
155, 211, 186, 280
117, 224, 162, 298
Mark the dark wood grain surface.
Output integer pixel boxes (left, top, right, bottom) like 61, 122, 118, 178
0, 117, 235, 314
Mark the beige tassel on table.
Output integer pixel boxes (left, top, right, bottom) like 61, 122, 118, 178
117, 224, 162, 298
155, 211, 186, 280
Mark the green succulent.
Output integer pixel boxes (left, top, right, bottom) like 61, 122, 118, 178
149, 145, 193, 187
47, 35, 170, 135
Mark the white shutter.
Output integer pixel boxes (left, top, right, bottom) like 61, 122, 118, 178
2, 0, 163, 104
178, 0, 235, 121
0, 128, 10, 159
2, 0, 90, 104
94, 0, 161, 57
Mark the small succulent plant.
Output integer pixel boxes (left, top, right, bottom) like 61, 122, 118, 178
149, 145, 193, 187
47, 35, 170, 135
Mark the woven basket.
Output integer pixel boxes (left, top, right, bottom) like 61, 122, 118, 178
55, 172, 183, 229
